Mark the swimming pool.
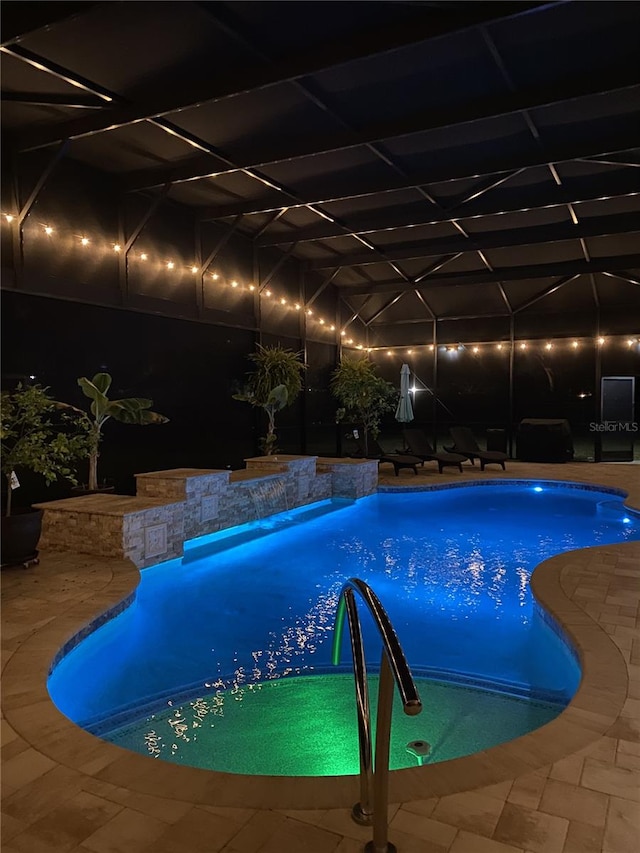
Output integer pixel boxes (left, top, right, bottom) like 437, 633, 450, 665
48, 480, 640, 775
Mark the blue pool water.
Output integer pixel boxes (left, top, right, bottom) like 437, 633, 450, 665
48, 481, 639, 775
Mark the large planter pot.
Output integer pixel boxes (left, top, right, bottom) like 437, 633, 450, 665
1, 508, 44, 568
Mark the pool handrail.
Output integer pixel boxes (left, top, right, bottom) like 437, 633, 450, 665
332, 577, 422, 853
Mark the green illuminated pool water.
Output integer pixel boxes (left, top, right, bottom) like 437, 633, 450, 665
105, 674, 563, 776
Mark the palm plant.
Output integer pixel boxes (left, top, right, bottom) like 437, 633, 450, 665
76, 373, 169, 491
330, 357, 397, 455
233, 344, 306, 455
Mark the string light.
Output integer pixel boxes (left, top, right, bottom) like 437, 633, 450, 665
4, 214, 14, 223
17, 217, 367, 349
365, 335, 640, 356
19, 217, 638, 355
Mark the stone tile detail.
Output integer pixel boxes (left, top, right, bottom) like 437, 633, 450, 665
124, 506, 184, 569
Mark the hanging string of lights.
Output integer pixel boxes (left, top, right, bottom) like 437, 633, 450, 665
377, 336, 640, 357
3, 214, 639, 355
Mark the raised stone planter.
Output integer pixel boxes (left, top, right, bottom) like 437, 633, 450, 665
34, 494, 184, 569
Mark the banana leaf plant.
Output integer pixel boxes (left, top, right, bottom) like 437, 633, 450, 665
77, 373, 169, 491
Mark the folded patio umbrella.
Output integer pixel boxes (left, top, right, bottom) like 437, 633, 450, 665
395, 363, 414, 425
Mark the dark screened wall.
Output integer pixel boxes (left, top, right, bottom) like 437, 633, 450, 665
2, 147, 639, 510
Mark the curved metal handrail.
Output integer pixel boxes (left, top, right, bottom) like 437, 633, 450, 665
332, 578, 422, 853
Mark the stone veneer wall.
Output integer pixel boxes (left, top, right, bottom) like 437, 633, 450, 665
135, 468, 231, 540
35, 495, 185, 569
36, 456, 378, 569
316, 457, 380, 499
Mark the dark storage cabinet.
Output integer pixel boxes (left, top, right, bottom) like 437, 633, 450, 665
516, 419, 574, 462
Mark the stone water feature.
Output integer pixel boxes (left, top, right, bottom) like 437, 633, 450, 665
248, 476, 289, 519
35, 455, 379, 569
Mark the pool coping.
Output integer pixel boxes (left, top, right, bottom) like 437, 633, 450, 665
1, 475, 637, 810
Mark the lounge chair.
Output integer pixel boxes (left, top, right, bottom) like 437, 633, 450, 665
402, 428, 466, 474
445, 426, 508, 470
349, 436, 423, 476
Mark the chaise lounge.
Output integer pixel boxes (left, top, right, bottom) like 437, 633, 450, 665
349, 436, 423, 476
445, 426, 508, 470
402, 429, 466, 473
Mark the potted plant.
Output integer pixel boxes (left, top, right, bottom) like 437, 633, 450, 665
330, 357, 397, 456
1, 383, 92, 567
233, 344, 306, 455
74, 373, 169, 493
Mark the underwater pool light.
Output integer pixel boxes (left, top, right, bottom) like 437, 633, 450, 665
533, 487, 543, 493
